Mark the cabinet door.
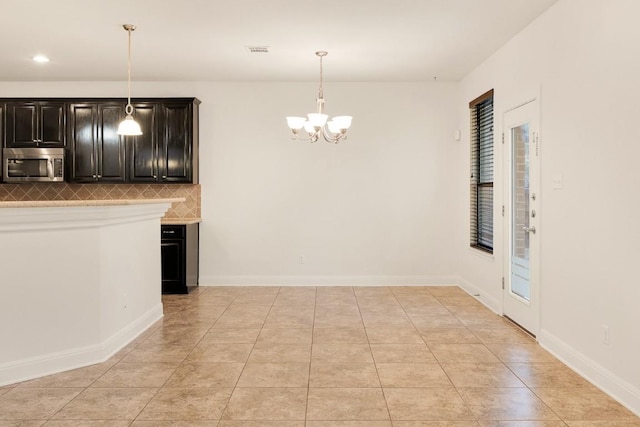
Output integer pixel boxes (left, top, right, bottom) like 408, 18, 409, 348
98, 104, 126, 181
128, 103, 159, 182
6, 103, 38, 147
6, 102, 65, 147
160, 103, 192, 182
68, 103, 98, 181
161, 239, 185, 293
0, 103, 4, 152
39, 102, 66, 147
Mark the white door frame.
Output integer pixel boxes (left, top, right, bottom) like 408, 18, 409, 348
502, 97, 541, 337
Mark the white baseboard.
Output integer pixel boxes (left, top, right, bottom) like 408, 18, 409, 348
454, 278, 640, 418
0, 304, 163, 387
98, 303, 164, 361
538, 329, 640, 417
199, 275, 459, 286
456, 276, 501, 314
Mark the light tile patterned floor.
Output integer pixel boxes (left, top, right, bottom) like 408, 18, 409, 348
1, 286, 639, 426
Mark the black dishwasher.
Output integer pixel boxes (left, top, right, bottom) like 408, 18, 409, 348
161, 224, 199, 294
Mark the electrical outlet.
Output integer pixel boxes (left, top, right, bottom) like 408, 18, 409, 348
299, 255, 305, 265
602, 325, 610, 345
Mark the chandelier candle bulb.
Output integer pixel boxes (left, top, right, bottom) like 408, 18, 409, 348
286, 51, 352, 143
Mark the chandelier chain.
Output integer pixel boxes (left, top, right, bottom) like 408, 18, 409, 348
318, 53, 324, 100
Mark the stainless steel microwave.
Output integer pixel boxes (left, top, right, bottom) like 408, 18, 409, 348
2, 148, 65, 182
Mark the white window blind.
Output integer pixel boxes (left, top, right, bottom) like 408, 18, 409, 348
470, 89, 494, 252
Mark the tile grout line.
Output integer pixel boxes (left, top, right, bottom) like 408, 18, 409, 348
443, 292, 566, 424
131, 286, 244, 424
391, 287, 480, 424
449, 294, 566, 424
304, 286, 318, 425
44, 323, 153, 423
356, 286, 393, 423
215, 285, 281, 423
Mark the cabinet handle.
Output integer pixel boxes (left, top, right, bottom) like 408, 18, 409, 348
97, 175, 102, 178
93, 174, 97, 179
162, 176, 167, 179
153, 175, 157, 179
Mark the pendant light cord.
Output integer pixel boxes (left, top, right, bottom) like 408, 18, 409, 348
126, 27, 133, 114
127, 27, 131, 106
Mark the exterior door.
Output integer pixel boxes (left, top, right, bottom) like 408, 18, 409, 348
503, 99, 540, 335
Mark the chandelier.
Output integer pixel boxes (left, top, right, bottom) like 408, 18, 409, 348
286, 51, 352, 143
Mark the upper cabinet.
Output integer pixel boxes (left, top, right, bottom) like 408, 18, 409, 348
0, 103, 4, 150
128, 103, 159, 182
1, 97, 199, 184
5, 101, 65, 148
68, 102, 127, 182
161, 102, 194, 183
129, 99, 199, 183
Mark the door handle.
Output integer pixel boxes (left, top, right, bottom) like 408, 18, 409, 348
523, 226, 536, 234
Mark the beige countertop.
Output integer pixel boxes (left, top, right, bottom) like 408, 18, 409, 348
0, 198, 186, 208
161, 217, 202, 225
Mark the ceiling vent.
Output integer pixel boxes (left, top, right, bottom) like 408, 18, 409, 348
246, 46, 270, 54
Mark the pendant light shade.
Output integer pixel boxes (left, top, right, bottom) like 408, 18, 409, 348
116, 114, 142, 135
117, 24, 142, 136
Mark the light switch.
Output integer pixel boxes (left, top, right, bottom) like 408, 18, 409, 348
552, 173, 563, 189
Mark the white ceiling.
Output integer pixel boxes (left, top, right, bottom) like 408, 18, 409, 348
0, 0, 557, 82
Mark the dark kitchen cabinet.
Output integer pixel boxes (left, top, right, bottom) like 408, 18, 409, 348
0, 103, 3, 152
5, 101, 65, 147
160, 102, 195, 182
129, 99, 199, 183
68, 103, 127, 182
127, 103, 158, 182
1, 97, 199, 184
161, 223, 199, 294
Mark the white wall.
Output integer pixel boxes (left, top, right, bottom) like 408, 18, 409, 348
456, 0, 640, 414
200, 82, 459, 285
0, 80, 461, 285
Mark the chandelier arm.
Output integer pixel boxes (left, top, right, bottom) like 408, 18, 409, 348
290, 130, 318, 143
321, 124, 346, 144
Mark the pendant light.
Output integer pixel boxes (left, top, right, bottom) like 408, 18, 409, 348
117, 24, 142, 136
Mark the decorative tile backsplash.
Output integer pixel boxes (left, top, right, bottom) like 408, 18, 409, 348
0, 183, 201, 220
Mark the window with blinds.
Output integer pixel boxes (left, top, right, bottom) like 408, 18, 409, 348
470, 89, 494, 253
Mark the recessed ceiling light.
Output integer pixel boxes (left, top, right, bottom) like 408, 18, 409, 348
32, 55, 50, 63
